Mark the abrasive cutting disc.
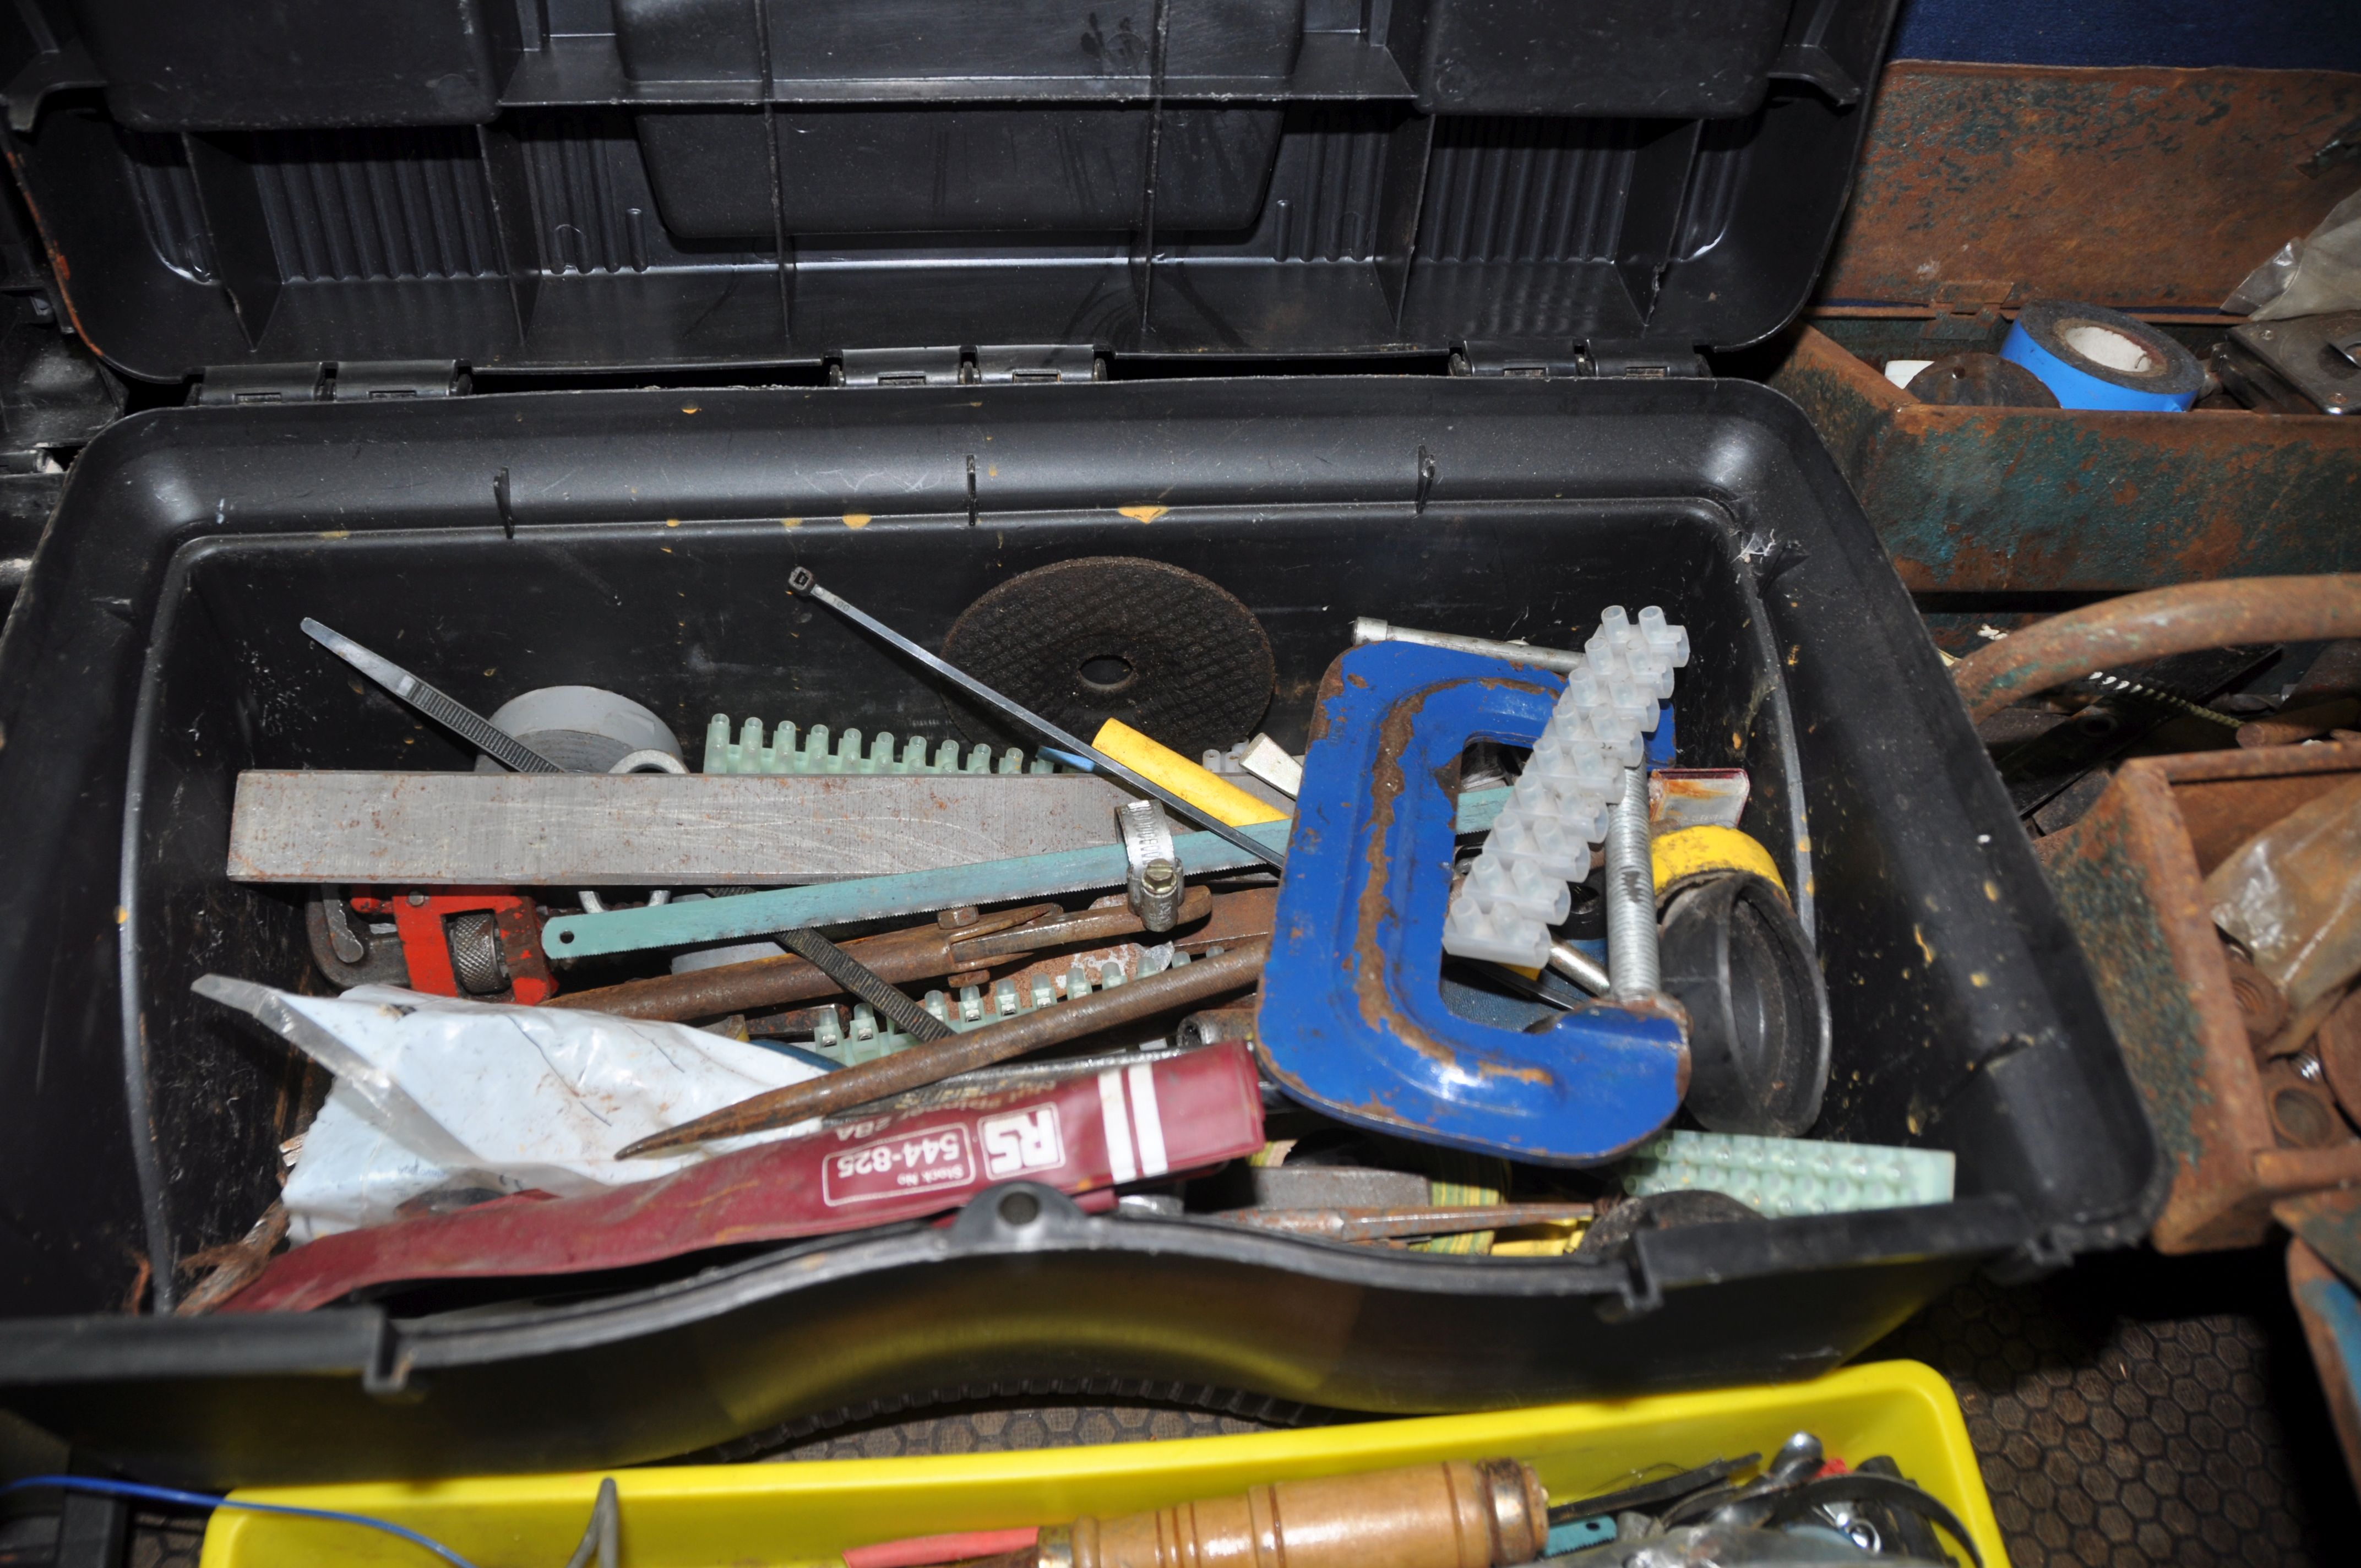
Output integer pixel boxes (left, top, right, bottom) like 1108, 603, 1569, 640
941, 558, 1275, 759
1904, 352, 2060, 409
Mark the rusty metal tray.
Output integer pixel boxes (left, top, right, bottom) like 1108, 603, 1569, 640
1771, 61, 2361, 597
2041, 742, 2361, 1251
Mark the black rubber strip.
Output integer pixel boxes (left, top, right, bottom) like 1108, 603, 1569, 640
1547, 1454, 1759, 1523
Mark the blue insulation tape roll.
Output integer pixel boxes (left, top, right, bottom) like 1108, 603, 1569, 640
2000, 300, 2204, 412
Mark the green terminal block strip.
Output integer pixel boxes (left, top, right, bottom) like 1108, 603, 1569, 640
705, 714, 1058, 776
705, 711, 1513, 820
1621, 1130, 1956, 1218
806, 945, 1206, 1066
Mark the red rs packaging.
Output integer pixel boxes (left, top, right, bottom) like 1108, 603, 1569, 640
226, 1042, 1265, 1313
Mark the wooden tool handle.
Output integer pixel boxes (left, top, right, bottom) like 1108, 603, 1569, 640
1045, 1460, 1548, 1568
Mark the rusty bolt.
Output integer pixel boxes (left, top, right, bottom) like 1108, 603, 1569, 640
2262, 1059, 2351, 1149
2316, 990, 2361, 1124
2223, 943, 2289, 1048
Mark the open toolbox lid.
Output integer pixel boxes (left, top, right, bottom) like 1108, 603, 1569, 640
0, 0, 1897, 382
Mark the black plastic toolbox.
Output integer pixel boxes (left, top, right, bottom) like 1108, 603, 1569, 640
0, 0, 2159, 1485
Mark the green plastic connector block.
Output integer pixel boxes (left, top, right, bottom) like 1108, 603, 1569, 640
806, 946, 1196, 1066
703, 714, 1058, 776
1620, 1129, 1955, 1218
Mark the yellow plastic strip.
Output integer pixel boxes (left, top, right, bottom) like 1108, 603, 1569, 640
204, 1363, 2007, 1568
1652, 824, 1786, 897
1091, 720, 1287, 827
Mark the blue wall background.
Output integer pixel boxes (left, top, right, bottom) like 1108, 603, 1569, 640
1892, 0, 2361, 73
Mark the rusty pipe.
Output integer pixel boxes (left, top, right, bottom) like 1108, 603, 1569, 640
1037, 1460, 1548, 1568
2239, 698, 2361, 750
618, 939, 1267, 1155
987, 888, 1276, 1003
819, 1044, 1198, 1125
1951, 576, 2361, 724
559, 906, 1038, 1020
562, 892, 1211, 1022
946, 891, 1221, 962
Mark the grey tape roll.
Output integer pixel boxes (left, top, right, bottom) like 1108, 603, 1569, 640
475, 686, 682, 774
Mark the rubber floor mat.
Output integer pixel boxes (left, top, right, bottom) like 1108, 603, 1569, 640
701, 1381, 1330, 1464
1874, 1246, 2361, 1567
773, 1403, 1290, 1461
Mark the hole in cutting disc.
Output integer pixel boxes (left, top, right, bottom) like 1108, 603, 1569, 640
1078, 653, 1138, 693
998, 1190, 1041, 1225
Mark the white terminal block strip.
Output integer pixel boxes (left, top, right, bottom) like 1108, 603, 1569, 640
1441, 606, 1690, 967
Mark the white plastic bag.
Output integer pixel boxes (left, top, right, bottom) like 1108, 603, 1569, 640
2224, 188, 2361, 320
197, 978, 829, 1243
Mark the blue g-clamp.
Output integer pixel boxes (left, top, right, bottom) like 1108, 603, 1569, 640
1253, 641, 1688, 1165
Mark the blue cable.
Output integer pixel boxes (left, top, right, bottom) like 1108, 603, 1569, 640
3, 1475, 481, 1568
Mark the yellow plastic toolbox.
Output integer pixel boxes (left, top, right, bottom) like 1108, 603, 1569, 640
197, 1361, 2006, 1568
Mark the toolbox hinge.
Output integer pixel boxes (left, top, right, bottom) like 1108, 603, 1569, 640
834, 345, 1102, 387
974, 343, 1102, 384
194, 361, 469, 406
334, 360, 471, 400
1451, 341, 1707, 380
1579, 341, 1710, 379
1450, 341, 1586, 380
193, 363, 327, 406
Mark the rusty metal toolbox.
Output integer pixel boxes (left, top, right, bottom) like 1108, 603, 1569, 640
0, 0, 2162, 1484
1770, 61, 2361, 598
2041, 741, 2361, 1253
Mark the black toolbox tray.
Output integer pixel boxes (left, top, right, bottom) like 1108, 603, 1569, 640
0, 0, 2159, 1485
0, 375, 2158, 1482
